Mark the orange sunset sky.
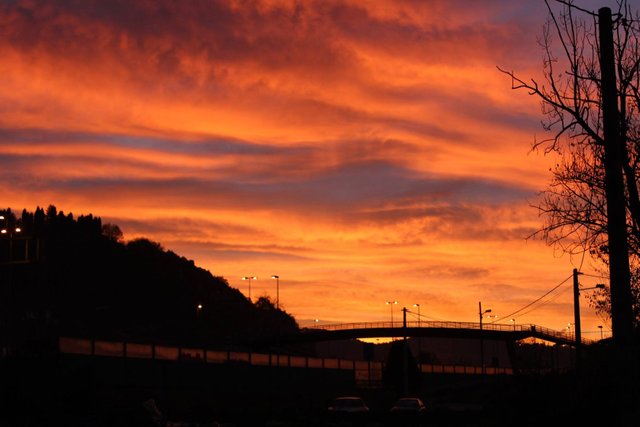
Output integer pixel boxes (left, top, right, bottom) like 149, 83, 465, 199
0, 0, 622, 337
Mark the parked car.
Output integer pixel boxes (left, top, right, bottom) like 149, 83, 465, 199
389, 397, 428, 423
327, 396, 370, 414
390, 397, 427, 414
326, 396, 370, 425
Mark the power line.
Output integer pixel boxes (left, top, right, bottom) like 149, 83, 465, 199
511, 284, 572, 319
580, 272, 608, 281
492, 274, 573, 323
405, 309, 448, 322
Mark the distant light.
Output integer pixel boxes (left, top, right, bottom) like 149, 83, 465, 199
0, 229, 6, 234
271, 275, 279, 279
14, 227, 21, 233
197, 304, 203, 309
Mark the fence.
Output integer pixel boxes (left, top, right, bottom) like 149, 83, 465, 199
58, 336, 512, 384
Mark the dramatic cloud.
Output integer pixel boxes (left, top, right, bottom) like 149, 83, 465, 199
0, 0, 618, 336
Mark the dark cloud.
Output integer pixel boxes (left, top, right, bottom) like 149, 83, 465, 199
0, 127, 284, 155
421, 265, 491, 280
166, 241, 313, 263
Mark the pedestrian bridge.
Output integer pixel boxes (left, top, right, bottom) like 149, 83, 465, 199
265, 321, 588, 347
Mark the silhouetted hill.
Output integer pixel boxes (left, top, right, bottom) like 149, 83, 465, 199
0, 205, 298, 350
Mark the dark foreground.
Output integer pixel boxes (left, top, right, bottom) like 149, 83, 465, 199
1, 352, 639, 426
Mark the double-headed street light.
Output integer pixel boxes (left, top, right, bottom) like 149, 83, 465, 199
0, 215, 21, 236
0, 215, 22, 262
242, 276, 257, 302
0, 227, 20, 235
413, 303, 421, 327
386, 301, 398, 324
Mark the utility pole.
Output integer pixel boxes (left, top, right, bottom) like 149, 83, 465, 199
598, 7, 634, 345
573, 268, 582, 368
402, 307, 408, 396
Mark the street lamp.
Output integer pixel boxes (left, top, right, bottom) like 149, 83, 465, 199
510, 318, 516, 331
196, 304, 203, 319
0, 216, 21, 236
1, 216, 22, 262
271, 275, 280, 310
479, 302, 492, 375
598, 325, 604, 340
386, 301, 398, 324
413, 303, 421, 327
566, 322, 574, 334
1, 215, 23, 356
241, 276, 257, 302
572, 268, 606, 365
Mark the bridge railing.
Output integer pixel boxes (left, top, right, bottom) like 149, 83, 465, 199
308, 321, 592, 344
310, 320, 532, 332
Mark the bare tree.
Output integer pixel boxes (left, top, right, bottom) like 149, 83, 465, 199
498, 0, 640, 336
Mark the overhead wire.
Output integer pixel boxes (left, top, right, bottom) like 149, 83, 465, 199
580, 272, 608, 281
491, 273, 573, 323
405, 309, 448, 322
510, 284, 573, 319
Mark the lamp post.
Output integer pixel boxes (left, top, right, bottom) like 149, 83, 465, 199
479, 302, 492, 375
1, 216, 22, 357
0, 217, 21, 262
241, 276, 257, 302
510, 318, 516, 331
566, 322, 574, 340
386, 301, 398, 325
413, 303, 422, 366
598, 325, 604, 340
572, 268, 606, 367
402, 306, 409, 395
271, 275, 280, 310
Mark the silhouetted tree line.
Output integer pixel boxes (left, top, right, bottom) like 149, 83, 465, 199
0, 205, 298, 351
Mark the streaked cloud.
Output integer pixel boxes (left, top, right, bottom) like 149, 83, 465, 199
0, 0, 611, 335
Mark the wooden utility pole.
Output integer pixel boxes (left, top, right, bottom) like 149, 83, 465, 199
402, 307, 408, 396
598, 7, 634, 345
573, 268, 582, 368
